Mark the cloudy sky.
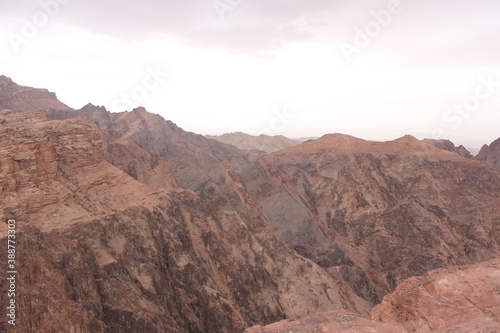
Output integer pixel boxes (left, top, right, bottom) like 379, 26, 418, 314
1, 0, 499, 148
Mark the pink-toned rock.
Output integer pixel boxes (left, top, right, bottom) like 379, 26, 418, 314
371, 258, 500, 332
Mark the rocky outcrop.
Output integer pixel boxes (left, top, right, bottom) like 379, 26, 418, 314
206, 132, 300, 153
371, 258, 500, 332
245, 258, 500, 332
477, 137, 500, 171
68, 104, 249, 165
0, 109, 104, 223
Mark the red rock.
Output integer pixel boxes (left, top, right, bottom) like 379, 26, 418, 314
371, 258, 500, 332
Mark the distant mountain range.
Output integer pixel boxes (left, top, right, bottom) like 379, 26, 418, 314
206, 132, 301, 153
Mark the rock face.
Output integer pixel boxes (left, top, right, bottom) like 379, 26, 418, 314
1, 77, 499, 333
245, 258, 500, 332
206, 132, 300, 153
477, 137, 500, 171
0, 109, 104, 223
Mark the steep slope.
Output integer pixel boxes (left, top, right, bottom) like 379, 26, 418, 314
245, 258, 500, 332
240, 134, 500, 304
0, 110, 369, 333
206, 132, 300, 153
477, 137, 500, 171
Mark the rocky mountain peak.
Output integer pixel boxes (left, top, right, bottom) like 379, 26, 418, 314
476, 137, 500, 170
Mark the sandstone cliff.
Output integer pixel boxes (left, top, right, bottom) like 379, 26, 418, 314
64, 104, 499, 308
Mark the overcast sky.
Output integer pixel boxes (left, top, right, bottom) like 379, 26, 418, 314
1, 0, 499, 148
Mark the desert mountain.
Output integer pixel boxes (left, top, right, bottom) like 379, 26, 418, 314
242, 132, 499, 304
1, 77, 499, 332
206, 132, 300, 153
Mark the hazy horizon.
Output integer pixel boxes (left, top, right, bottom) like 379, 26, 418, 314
1, 0, 499, 148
